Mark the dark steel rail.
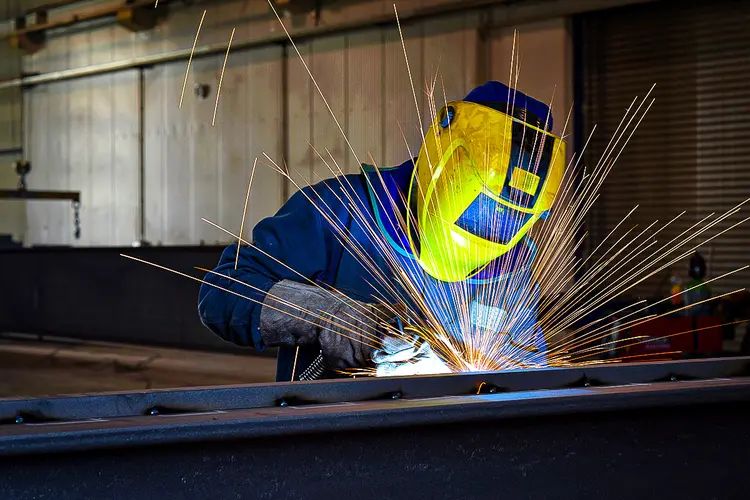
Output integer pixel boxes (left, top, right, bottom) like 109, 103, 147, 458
0, 189, 80, 201
1, 357, 749, 499
1, 356, 749, 453
2, 376, 749, 456
3, 356, 749, 423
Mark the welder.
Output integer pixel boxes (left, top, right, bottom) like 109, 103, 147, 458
684, 252, 712, 316
197, 80, 566, 381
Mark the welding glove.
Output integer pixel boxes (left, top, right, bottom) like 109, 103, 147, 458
372, 333, 452, 377
259, 279, 391, 369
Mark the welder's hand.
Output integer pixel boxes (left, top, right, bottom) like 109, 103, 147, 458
316, 301, 393, 369
258, 279, 392, 369
372, 333, 452, 377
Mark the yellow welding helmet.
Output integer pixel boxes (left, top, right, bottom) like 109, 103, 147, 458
406, 95, 567, 283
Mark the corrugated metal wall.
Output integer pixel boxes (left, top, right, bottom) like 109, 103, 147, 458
580, 0, 750, 296
287, 14, 482, 185
10, 0, 571, 247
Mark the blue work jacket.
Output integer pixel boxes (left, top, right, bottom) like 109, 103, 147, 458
198, 159, 546, 381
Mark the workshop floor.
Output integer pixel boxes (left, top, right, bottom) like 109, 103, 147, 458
0, 337, 277, 399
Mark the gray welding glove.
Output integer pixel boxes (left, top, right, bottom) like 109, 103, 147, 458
258, 279, 390, 369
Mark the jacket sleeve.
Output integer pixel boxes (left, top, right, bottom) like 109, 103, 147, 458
197, 186, 333, 350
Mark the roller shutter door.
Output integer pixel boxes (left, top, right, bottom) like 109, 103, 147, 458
579, 0, 750, 297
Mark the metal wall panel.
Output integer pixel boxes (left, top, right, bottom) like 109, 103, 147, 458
213, 45, 283, 245
489, 17, 572, 137
382, 21, 424, 168
142, 61, 176, 245
24, 25, 139, 247
310, 34, 348, 179
25, 29, 71, 245
346, 28, 383, 171
287, 40, 313, 187
281, 10, 481, 189
142, 46, 283, 246
422, 13, 479, 118
18, 1, 286, 247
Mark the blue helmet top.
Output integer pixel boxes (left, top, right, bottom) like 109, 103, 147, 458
463, 81, 554, 132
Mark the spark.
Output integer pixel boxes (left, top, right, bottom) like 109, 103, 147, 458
394, 4, 427, 159
235, 158, 257, 270
213, 27, 235, 127
291, 346, 301, 381
180, 9, 206, 109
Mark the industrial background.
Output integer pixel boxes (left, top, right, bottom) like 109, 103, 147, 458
0, 0, 574, 248
0, 0, 749, 395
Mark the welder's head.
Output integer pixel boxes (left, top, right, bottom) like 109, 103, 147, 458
407, 81, 567, 283
689, 252, 707, 280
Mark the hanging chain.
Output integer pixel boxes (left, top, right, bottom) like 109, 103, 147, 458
14, 161, 30, 191
72, 201, 81, 240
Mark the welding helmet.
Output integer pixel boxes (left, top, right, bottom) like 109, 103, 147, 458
406, 81, 567, 283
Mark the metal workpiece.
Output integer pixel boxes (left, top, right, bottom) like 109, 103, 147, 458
1, 358, 750, 499
1, 357, 750, 455
0, 356, 747, 421
1, 400, 749, 500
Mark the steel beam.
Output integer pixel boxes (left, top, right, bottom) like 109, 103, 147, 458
0, 147, 22, 157
2, 375, 749, 454
1, 356, 748, 425
0, 189, 80, 201
0, 358, 749, 498
2, 400, 749, 499
0, 0, 167, 40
